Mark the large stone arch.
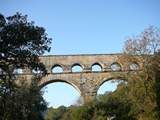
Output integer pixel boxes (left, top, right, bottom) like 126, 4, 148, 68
95, 76, 127, 96
39, 79, 81, 94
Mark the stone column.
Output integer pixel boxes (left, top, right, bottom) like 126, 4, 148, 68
46, 65, 52, 73
79, 77, 97, 104
82, 92, 96, 103
83, 65, 91, 72
63, 65, 71, 73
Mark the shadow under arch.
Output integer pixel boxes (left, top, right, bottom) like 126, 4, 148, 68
96, 76, 127, 96
39, 79, 81, 95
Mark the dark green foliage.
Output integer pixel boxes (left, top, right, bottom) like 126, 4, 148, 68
45, 106, 67, 120
153, 52, 160, 119
0, 13, 52, 120
44, 87, 134, 120
0, 12, 51, 74
93, 83, 134, 120
0, 78, 47, 120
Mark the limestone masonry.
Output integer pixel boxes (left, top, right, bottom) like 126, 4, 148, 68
18, 54, 141, 103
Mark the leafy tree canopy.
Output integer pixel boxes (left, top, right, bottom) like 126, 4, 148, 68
0, 12, 51, 74
0, 13, 52, 120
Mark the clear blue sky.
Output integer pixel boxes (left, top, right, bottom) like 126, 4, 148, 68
1, 0, 160, 108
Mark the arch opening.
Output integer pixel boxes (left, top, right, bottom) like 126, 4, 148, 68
71, 64, 83, 72
13, 68, 23, 74
129, 62, 139, 70
110, 62, 121, 71
96, 78, 127, 100
91, 63, 102, 72
32, 69, 43, 74
41, 80, 83, 108
51, 65, 63, 73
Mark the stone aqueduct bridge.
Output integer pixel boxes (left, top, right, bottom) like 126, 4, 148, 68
20, 54, 140, 103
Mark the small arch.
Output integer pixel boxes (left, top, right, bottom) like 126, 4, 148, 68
129, 62, 139, 70
32, 68, 43, 74
51, 64, 63, 73
13, 68, 23, 74
71, 63, 83, 72
110, 62, 121, 71
91, 63, 102, 72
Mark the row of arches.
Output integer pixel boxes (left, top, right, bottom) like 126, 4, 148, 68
0, 62, 139, 75
52, 63, 102, 73
51, 62, 139, 73
42, 78, 127, 108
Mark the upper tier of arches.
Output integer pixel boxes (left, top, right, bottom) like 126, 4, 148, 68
9, 61, 140, 75
6, 54, 141, 75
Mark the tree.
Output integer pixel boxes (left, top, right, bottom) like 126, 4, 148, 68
93, 83, 134, 120
0, 13, 52, 120
45, 106, 67, 120
119, 26, 160, 119
153, 51, 160, 118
